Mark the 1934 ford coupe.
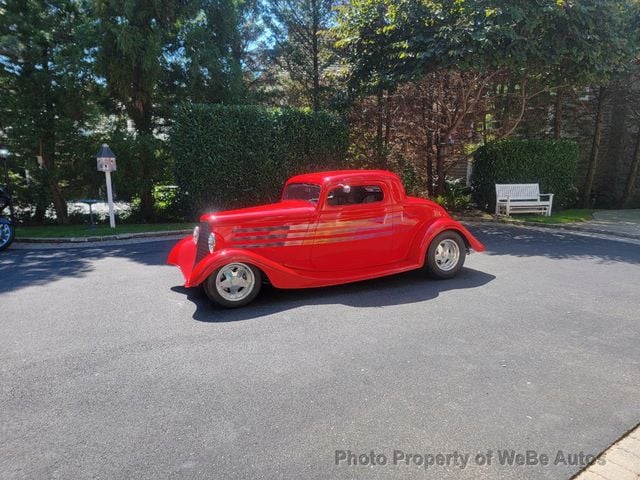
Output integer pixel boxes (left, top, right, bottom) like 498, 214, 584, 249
168, 170, 485, 308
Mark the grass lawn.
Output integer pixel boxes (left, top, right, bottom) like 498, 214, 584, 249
16, 223, 193, 238
511, 209, 595, 224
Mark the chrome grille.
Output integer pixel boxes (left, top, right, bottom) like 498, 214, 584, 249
194, 221, 210, 266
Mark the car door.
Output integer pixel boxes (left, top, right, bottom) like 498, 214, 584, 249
310, 182, 394, 271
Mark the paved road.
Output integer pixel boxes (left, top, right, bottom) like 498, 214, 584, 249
591, 209, 640, 237
1, 224, 639, 480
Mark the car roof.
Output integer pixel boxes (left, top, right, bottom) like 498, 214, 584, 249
286, 170, 400, 186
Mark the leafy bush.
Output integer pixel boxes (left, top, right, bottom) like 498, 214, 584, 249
434, 179, 473, 212
471, 139, 578, 211
171, 104, 349, 215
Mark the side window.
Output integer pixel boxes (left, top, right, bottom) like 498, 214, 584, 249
326, 185, 384, 206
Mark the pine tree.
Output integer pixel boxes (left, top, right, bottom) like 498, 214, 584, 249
0, 0, 97, 224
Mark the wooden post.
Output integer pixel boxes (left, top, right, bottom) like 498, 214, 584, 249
105, 171, 116, 228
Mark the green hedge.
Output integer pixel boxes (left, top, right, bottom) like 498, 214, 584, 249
471, 139, 579, 211
171, 104, 349, 214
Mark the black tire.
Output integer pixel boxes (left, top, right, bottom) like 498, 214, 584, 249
203, 262, 262, 308
0, 222, 15, 252
425, 231, 466, 279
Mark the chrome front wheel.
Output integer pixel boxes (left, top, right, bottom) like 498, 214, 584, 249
204, 262, 262, 308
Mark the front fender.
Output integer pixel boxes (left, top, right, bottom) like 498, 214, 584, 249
409, 217, 485, 266
167, 237, 197, 285
168, 236, 318, 289
196, 249, 329, 289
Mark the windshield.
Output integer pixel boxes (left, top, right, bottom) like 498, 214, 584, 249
282, 183, 321, 204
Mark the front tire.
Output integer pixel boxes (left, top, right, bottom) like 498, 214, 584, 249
425, 231, 466, 279
0, 222, 15, 252
203, 262, 262, 308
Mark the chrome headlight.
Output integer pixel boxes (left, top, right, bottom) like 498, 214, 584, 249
208, 233, 216, 253
192, 226, 200, 244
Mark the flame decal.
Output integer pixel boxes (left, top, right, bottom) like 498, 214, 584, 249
229, 214, 400, 249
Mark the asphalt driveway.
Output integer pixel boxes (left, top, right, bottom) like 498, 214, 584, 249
1, 224, 639, 479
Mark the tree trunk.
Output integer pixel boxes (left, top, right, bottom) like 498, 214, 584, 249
49, 181, 69, 224
375, 88, 384, 166
426, 132, 434, 197
384, 91, 392, 150
33, 205, 45, 223
435, 141, 445, 195
311, 0, 320, 112
553, 88, 564, 140
139, 139, 154, 221
129, 74, 155, 222
500, 79, 514, 129
140, 184, 154, 221
582, 86, 606, 208
42, 44, 69, 224
619, 125, 640, 208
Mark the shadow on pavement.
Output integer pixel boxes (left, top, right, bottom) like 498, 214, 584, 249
174, 267, 496, 322
0, 241, 173, 294
472, 224, 640, 265
2, 223, 638, 296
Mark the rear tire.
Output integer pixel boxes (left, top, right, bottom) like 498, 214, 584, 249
0, 222, 15, 252
425, 231, 466, 279
203, 262, 262, 308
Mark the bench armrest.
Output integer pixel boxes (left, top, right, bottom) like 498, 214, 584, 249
538, 193, 554, 201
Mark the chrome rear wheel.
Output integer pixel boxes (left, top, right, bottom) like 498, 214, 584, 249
434, 238, 461, 272
426, 231, 466, 279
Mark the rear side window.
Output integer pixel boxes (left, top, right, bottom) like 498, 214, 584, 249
326, 185, 384, 206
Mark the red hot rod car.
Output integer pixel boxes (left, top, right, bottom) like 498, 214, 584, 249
168, 170, 485, 307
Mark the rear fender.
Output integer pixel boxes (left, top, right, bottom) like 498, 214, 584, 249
409, 217, 485, 266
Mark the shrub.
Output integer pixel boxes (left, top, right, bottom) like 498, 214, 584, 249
171, 104, 349, 215
471, 139, 578, 211
434, 179, 473, 212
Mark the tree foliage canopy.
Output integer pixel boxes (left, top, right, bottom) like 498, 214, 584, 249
1, 0, 640, 222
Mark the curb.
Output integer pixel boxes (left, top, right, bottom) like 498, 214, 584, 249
455, 216, 640, 241
571, 422, 640, 480
15, 229, 191, 244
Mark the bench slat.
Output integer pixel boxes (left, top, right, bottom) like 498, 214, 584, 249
496, 183, 540, 200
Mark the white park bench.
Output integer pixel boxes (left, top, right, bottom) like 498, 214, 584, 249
495, 184, 554, 217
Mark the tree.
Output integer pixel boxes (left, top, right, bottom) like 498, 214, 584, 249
620, 124, 640, 207
334, 0, 408, 163
548, 0, 640, 207
335, 0, 556, 192
263, 0, 339, 110
170, 0, 256, 105
619, 60, 640, 207
94, 0, 194, 221
0, 0, 97, 224
335, 0, 640, 197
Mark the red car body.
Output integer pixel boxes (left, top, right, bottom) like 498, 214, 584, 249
168, 170, 484, 304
